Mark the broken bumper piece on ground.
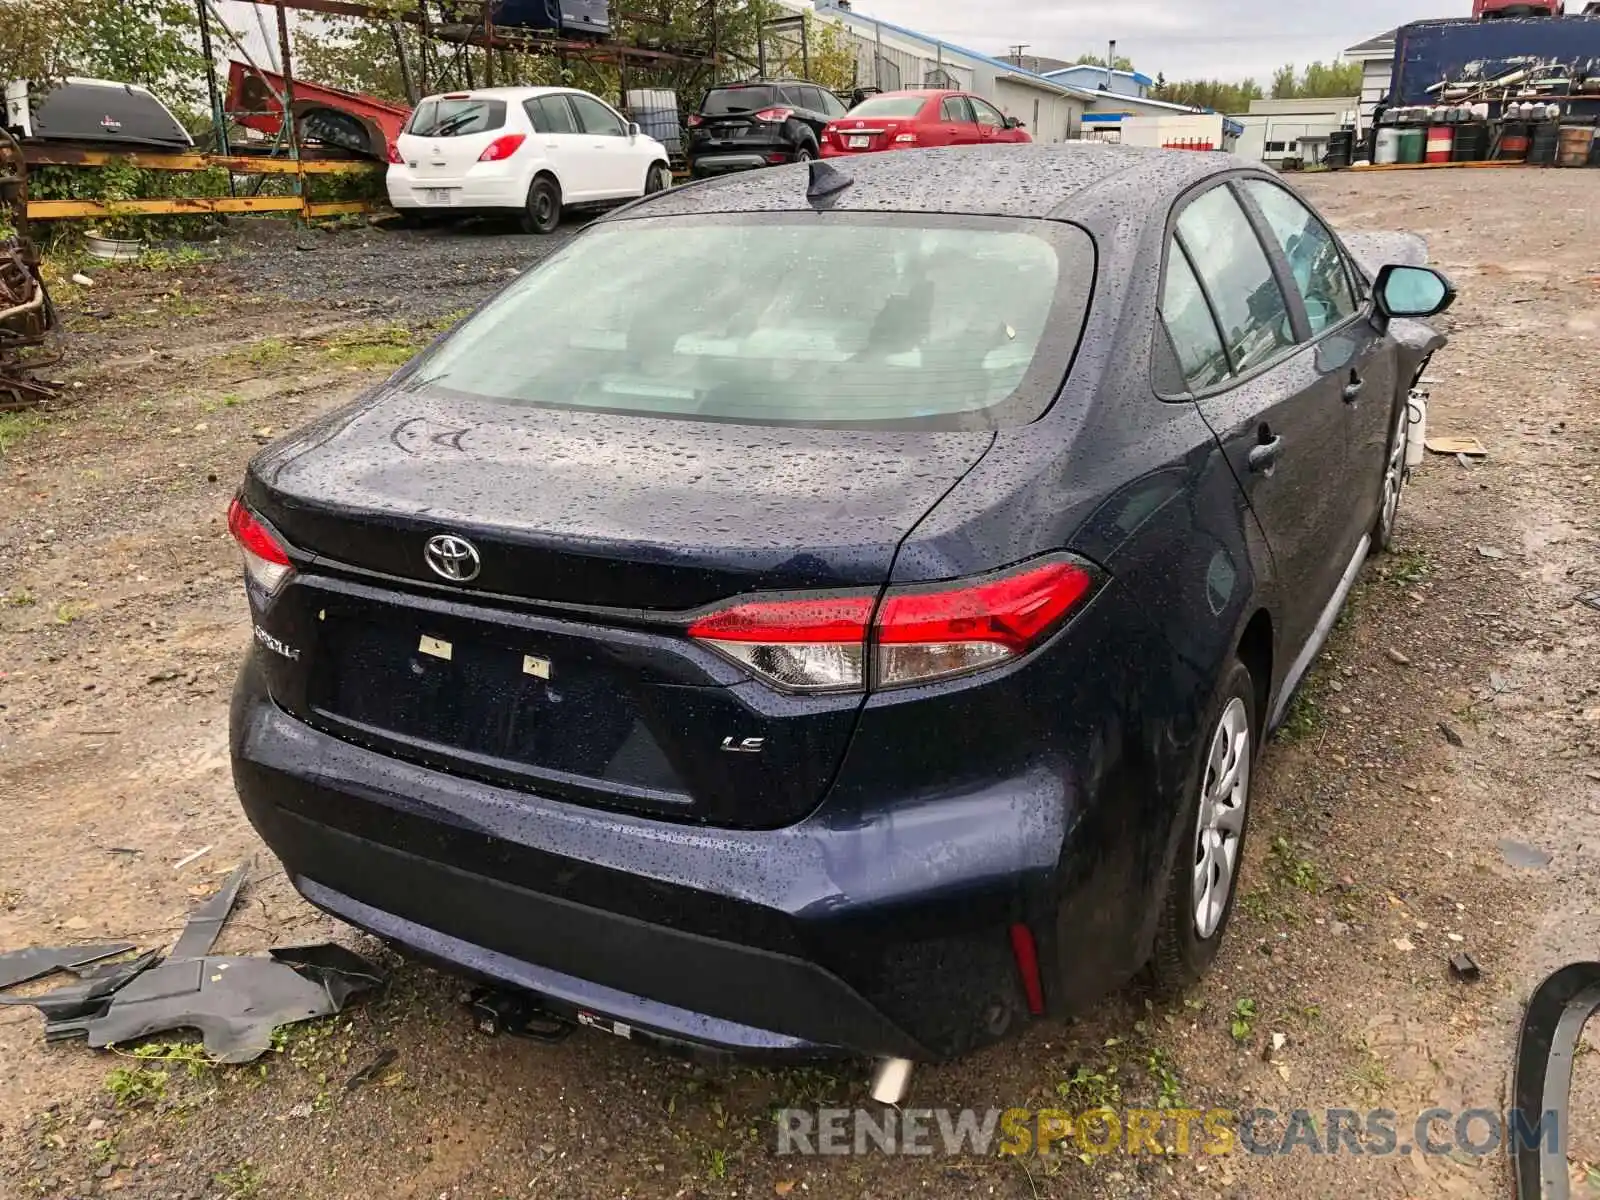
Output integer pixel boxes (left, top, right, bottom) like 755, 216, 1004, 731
0, 859, 384, 1063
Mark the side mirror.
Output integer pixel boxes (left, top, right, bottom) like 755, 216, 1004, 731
1374, 264, 1456, 319
626, 121, 641, 138
1005, 116, 1024, 129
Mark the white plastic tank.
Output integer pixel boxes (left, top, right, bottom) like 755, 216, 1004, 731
1375, 128, 1402, 165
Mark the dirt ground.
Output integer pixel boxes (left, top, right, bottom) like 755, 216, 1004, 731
1, 169, 1598, 1200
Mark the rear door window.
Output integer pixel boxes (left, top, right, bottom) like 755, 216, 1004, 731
570, 94, 625, 136
940, 96, 975, 122
408, 98, 507, 137
1240, 180, 1358, 335
814, 88, 847, 117
1161, 246, 1231, 391
1175, 185, 1297, 374
526, 95, 578, 135
702, 87, 776, 115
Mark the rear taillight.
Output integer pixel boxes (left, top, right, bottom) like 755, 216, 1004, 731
387, 140, 404, 164
753, 107, 794, 123
687, 558, 1096, 693
893, 132, 918, 145
478, 133, 527, 162
227, 497, 293, 594
686, 113, 704, 127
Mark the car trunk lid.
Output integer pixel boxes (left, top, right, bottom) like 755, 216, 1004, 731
244, 387, 995, 828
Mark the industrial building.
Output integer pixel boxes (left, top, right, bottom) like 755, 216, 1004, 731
1344, 29, 1400, 130
1232, 96, 1362, 164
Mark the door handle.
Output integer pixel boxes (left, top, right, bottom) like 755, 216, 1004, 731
1343, 372, 1364, 402
1248, 435, 1284, 474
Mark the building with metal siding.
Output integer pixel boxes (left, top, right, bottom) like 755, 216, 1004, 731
1343, 29, 1399, 130
800, 0, 1093, 142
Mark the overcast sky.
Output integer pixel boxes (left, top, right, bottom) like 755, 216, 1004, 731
838, 0, 1452, 83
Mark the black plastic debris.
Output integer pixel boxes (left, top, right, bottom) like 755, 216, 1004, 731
344, 1047, 398, 1091
1578, 590, 1600, 613
0, 943, 134, 991
1449, 952, 1481, 982
1511, 962, 1600, 1200
806, 159, 853, 205
4, 860, 384, 1063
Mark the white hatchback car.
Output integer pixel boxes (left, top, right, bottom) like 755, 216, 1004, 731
387, 87, 673, 234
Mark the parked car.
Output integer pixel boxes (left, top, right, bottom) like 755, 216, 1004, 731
686, 79, 847, 176
387, 87, 671, 234
230, 145, 1452, 1084
821, 88, 1031, 157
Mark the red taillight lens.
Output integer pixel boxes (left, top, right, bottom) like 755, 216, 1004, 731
687, 558, 1095, 693
686, 113, 704, 127
227, 497, 293, 593
892, 132, 918, 145
753, 107, 794, 123
478, 133, 527, 162
387, 140, 404, 164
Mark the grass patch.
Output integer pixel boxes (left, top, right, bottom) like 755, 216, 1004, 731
1230, 998, 1257, 1042
0, 411, 45, 455
54, 601, 87, 625
105, 1065, 166, 1108
138, 246, 213, 271
215, 1162, 264, 1199
1385, 547, 1430, 586
322, 325, 423, 370
1276, 687, 1320, 743
1269, 836, 1323, 893
238, 338, 295, 370
131, 1039, 215, 1077
1057, 1061, 1121, 1110
1144, 1047, 1183, 1109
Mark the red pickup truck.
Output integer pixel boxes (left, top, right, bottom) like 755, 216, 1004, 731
1472, 0, 1564, 15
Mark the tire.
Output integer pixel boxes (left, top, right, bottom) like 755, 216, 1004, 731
795, 142, 817, 163
1147, 658, 1257, 993
1371, 394, 1411, 553
644, 162, 672, 194
519, 175, 562, 235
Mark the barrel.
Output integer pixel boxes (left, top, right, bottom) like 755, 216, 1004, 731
1398, 128, 1426, 163
1425, 125, 1454, 162
1326, 130, 1354, 168
1497, 122, 1530, 161
1451, 124, 1487, 161
1557, 125, 1596, 166
1529, 122, 1560, 165
1374, 127, 1401, 164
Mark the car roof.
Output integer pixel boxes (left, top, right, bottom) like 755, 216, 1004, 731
619, 143, 1253, 224
419, 86, 593, 101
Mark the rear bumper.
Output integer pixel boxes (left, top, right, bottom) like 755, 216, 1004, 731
230, 654, 1081, 1061
688, 149, 792, 175
386, 164, 528, 212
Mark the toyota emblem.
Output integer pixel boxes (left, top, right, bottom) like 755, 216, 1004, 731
424, 534, 481, 583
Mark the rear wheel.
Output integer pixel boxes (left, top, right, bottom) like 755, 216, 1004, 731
795, 142, 817, 163
1372, 396, 1411, 552
1148, 659, 1256, 992
520, 175, 562, 235
645, 162, 672, 194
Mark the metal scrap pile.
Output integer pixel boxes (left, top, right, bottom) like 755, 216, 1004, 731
0, 126, 59, 412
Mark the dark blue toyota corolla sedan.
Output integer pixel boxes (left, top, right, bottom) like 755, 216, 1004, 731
228, 145, 1453, 1090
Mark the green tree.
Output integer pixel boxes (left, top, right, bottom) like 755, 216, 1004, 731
0, 0, 82, 84
60, 0, 208, 112
1074, 52, 1136, 73
1152, 77, 1263, 113
1270, 59, 1362, 99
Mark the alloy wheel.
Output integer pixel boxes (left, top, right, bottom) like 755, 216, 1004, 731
1193, 697, 1251, 940
1379, 402, 1410, 543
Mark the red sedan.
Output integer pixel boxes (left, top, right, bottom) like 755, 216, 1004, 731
820, 89, 1032, 157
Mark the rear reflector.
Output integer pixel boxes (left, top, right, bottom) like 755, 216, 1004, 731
478, 133, 527, 162
227, 497, 293, 593
688, 558, 1095, 693
1009, 923, 1046, 1016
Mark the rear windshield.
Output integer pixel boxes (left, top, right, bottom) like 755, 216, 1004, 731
847, 95, 930, 118
407, 98, 507, 137
406, 214, 1095, 430
701, 86, 777, 115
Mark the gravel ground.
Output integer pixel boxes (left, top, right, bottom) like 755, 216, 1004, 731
214, 213, 585, 321
1, 169, 1598, 1200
